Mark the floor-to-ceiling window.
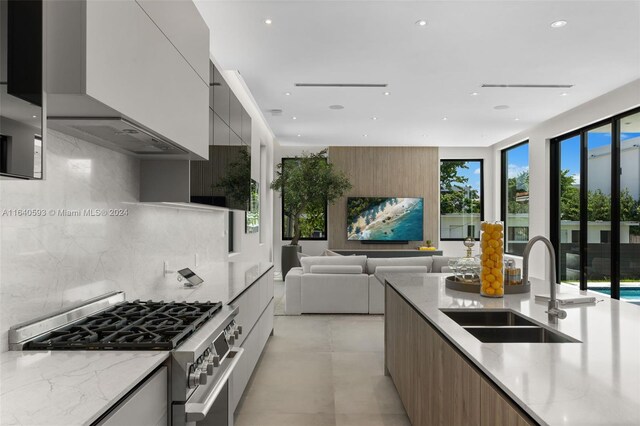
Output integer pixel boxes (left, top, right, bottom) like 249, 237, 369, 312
501, 141, 529, 256
551, 107, 640, 302
440, 159, 484, 240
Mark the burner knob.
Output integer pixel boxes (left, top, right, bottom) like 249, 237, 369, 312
237, 325, 243, 335
233, 329, 239, 339
227, 335, 235, 345
188, 370, 207, 388
205, 355, 220, 375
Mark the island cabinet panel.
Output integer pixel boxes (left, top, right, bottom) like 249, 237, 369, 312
385, 285, 535, 426
480, 378, 534, 426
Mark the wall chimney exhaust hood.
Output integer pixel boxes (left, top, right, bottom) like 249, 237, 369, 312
47, 117, 188, 156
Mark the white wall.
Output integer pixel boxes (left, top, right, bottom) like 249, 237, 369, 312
272, 144, 329, 274
490, 78, 640, 280
438, 146, 495, 258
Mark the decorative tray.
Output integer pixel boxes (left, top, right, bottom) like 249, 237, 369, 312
445, 276, 531, 294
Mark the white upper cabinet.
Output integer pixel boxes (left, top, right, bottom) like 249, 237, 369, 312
44, 0, 209, 160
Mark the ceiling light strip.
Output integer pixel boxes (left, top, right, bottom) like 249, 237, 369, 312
294, 83, 388, 88
481, 84, 573, 89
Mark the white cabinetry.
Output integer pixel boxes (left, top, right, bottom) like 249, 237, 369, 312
96, 367, 167, 426
229, 269, 274, 412
45, 0, 209, 159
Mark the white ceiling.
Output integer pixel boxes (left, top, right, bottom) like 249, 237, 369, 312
195, 1, 640, 147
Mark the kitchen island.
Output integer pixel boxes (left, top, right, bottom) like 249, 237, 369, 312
0, 260, 273, 426
384, 273, 640, 426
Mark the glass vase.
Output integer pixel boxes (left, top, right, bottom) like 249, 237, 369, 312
480, 221, 504, 298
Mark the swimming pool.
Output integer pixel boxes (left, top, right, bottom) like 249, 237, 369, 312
590, 287, 640, 301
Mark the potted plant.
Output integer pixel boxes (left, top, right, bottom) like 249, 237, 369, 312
271, 149, 352, 278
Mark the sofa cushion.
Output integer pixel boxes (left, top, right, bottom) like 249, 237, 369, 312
366, 256, 433, 274
374, 266, 429, 283
310, 265, 363, 274
300, 255, 367, 274
432, 256, 454, 273
297, 252, 310, 262
323, 249, 343, 256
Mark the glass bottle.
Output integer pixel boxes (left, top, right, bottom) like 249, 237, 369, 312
480, 221, 504, 298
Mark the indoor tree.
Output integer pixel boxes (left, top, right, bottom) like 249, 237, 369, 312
271, 149, 352, 246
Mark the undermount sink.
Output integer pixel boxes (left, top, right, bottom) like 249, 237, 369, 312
441, 309, 538, 327
440, 309, 581, 344
463, 326, 580, 343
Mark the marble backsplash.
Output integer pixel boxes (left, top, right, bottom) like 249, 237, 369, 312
0, 130, 227, 352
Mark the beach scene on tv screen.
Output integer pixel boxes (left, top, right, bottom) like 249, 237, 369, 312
347, 197, 424, 241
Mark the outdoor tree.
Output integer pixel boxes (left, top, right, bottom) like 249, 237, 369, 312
440, 161, 481, 215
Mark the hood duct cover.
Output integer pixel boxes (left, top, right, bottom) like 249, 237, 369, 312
47, 117, 187, 155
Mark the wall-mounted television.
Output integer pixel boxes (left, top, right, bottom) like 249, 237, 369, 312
347, 197, 424, 242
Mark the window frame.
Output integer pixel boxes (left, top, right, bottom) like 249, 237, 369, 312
550, 105, 640, 300
439, 158, 485, 241
280, 157, 328, 241
500, 140, 530, 256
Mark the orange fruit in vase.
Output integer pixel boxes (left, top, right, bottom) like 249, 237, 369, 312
489, 240, 499, 248
492, 231, 502, 240
490, 254, 498, 262
495, 273, 503, 284
481, 223, 487, 231
491, 281, 502, 290
485, 260, 494, 268
486, 274, 495, 282
485, 247, 495, 255
485, 287, 496, 295
495, 288, 504, 296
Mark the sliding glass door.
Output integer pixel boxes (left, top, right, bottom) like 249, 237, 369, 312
551, 107, 640, 302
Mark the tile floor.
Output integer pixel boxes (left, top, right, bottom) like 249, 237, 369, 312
234, 312, 410, 425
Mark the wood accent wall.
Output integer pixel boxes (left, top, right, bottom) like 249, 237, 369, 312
327, 146, 439, 249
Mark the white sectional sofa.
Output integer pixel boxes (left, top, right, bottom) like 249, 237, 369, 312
284, 254, 453, 315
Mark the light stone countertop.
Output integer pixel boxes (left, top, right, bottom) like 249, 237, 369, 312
385, 273, 640, 426
0, 350, 169, 426
0, 260, 273, 426
136, 261, 274, 305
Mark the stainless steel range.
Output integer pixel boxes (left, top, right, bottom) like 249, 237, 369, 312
9, 291, 243, 426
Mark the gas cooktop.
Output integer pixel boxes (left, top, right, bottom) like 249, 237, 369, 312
26, 300, 223, 350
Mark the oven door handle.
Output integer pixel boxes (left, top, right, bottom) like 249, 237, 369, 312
184, 347, 244, 422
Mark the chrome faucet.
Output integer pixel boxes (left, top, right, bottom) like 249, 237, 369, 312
522, 236, 567, 324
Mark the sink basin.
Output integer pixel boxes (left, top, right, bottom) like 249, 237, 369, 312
463, 326, 580, 343
441, 309, 538, 327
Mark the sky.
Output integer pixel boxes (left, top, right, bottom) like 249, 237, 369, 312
451, 131, 640, 193
561, 132, 640, 182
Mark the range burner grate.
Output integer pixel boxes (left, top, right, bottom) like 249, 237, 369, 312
26, 301, 222, 350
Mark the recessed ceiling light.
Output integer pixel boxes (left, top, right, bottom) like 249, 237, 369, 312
32, 115, 37, 118
363, 134, 368, 137
284, 92, 291, 96
415, 20, 427, 27
514, 118, 520, 121
442, 117, 448, 121
371, 116, 377, 120
264, 18, 273, 25
470, 92, 479, 96
494, 105, 510, 110
383, 91, 390, 96
560, 92, 568, 96
329, 104, 344, 110
297, 134, 301, 137
292, 116, 297, 120
550, 20, 567, 28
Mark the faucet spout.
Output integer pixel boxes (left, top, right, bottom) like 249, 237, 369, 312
522, 236, 566, 324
